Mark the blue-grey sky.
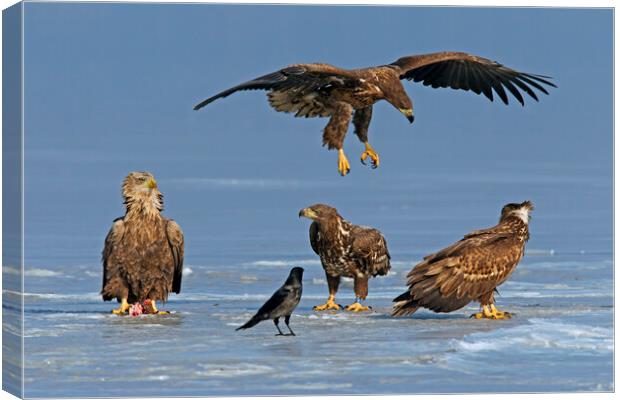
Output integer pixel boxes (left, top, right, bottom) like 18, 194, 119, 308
22, 4, 612, 266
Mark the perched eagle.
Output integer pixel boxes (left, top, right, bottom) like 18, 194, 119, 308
299, 204, 391, 312
236, 267, 304, 336
101, 172, 184, 315
392, 201, 533, 319
194, 51, 555, 176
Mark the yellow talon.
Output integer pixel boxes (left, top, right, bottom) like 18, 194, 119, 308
112, 298, 130, 315
470, 304, 512, 320
344, 302, 371, 312
148, 300, 170, 315
360, 142, 380, 169
313, 295, 341, 311
338, 149, 351, 176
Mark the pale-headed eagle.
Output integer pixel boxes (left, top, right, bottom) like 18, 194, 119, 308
236, 267, 304, 336
392, 201, 533, 319
194, 52, 555, 176
299, 204, 391, 312
101, 172, 184, 315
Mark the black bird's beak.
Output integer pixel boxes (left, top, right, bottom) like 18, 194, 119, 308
407, 115, 415, 124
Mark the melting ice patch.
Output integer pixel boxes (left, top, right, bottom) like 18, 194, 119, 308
195, 363, 274, 378
453, 318, 612, 354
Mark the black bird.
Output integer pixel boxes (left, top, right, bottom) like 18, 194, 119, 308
236, 267, 304, 336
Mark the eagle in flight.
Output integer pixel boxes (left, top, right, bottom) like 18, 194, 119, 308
194, 51, 555, 176
101, 172, 184, 315
299, 204, 391, 312
392, 201, 533, 319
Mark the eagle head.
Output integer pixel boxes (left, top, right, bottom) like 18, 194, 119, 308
122, 171, 163, 215
383, 78, 414, 123
298, 204, 339, 221
500, 201, 534, 224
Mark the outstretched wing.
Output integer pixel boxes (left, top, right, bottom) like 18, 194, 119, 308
350, 227, 391, 276
101, 218, 125, 299
165, 220, 184, 294
390, 51, 556, 105
194, 63, 359, 112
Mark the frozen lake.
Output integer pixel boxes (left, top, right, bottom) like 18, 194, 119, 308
8, 165, 614, 397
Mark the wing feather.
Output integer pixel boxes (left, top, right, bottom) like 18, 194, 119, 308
101, 218, 125, 298
166, 219, 184, 294
401, 226, 523, 313
309, 222, 320, 255
390, 51, 555, 105
194, 63, 359, 110
350, 227, 391, 277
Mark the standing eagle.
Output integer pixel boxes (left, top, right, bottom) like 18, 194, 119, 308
299, 204, 391, 312
194, 51, 555, 176
101, 172, 184, 315
392, 201, 533, 319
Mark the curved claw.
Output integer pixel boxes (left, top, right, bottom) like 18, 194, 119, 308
360, 142, 380, 169
313, 297, 342, 311
344, 302, 372, 312
111, 298, 130, 315
470, 305, 512, 320
338, 149, 351, 176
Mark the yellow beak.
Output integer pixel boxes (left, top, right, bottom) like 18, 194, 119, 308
400, 108, 414, 123
147, 178, 158, 189
299, 208, 318, 219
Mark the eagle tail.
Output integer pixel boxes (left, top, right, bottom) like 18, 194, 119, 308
236, 315, 261, 331
391, 291, 419, 317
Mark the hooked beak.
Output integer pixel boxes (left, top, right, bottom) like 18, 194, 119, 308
400, 108, 414, 124
147, 178, 158, 190
299, 208, 318, 219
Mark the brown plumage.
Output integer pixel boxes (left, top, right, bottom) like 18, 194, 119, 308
194, 52, 555, 176
101, 172, 184, 315
299, 204, 391, 312
392, 201, 533, 319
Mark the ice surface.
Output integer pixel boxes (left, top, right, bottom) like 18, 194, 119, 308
12, 150, 613, 397
14, 253, 613, 397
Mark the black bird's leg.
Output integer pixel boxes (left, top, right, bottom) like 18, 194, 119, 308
274, 318, 285, 336
284, 315, 296, 336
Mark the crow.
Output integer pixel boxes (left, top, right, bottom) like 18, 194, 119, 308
236, 267, 303, 336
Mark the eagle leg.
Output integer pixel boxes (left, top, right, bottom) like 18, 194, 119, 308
360, 142, 380, 169
338, 149, 351, 177
111, 298, 130, 315
470, 304, 512, 320
353, 107, 378, 169
314, 275, 342, 311
148, 300, 171, 315
313, 294, 342, 311
345, 276, 372, 312
344, 300, 371, 312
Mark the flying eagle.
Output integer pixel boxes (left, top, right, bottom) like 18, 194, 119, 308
194, 51, 555, 176
392, 201, 533, 319
299, 204, 390, 312
236, 267, 304, 336
101, 172, 184, 315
